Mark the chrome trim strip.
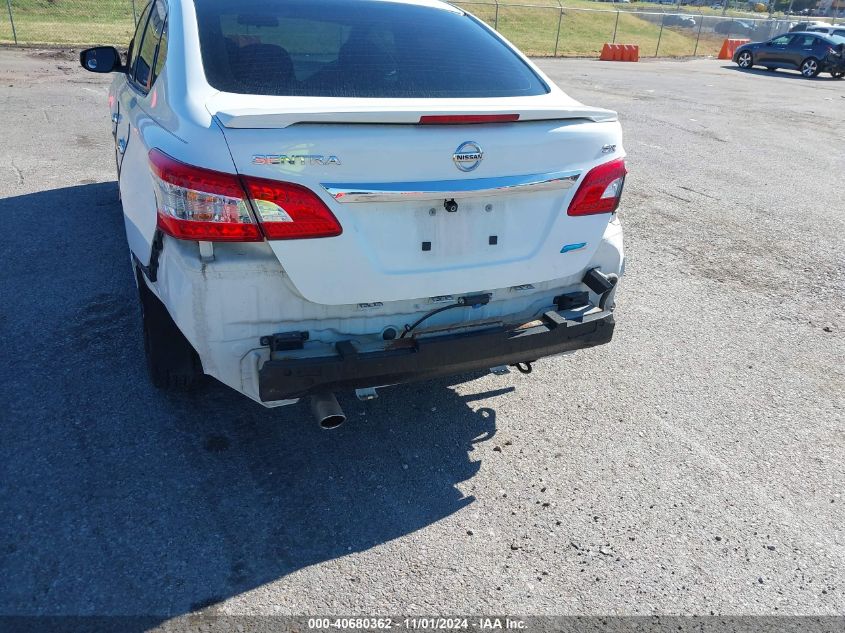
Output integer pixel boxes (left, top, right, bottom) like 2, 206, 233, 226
321, 170, 581, 203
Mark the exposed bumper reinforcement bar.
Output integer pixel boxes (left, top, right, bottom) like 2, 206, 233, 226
258, 308, 615, 401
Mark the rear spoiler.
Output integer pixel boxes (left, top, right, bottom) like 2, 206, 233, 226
212, 105, 619, 129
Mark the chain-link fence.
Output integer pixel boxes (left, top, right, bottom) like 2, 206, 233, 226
452, 1, 840, 57
1, 0, 138, 47
0, 0, 840, 57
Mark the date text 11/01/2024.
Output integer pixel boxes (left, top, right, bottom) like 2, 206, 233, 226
307, 617, 528, 630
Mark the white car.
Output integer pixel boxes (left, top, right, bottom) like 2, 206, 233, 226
80, 0, 626, 428
806, 25, 845, 38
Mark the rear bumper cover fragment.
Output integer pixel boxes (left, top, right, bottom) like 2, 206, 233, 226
258, 309, 615, 401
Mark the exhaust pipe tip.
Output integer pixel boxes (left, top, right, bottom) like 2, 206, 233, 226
311, 392, 347, 430
319, 414, 346, 430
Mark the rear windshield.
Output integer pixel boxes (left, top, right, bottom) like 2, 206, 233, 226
194, 0, 549, 98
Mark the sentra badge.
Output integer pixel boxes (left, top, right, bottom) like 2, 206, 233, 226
253, 154, 342, 166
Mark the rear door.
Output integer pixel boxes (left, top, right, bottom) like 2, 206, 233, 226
786, 34, 817, 67
117, 0, 168, 266
113, 2, 152, 177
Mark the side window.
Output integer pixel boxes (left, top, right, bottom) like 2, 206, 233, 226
128, 3, 153, 77
771, 35, 791, 46
152, 19, 168, 84
134, 2, 167, 91
790, 35, 815, 47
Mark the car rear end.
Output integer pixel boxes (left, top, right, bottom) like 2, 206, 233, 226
821, 34, 845, 75
145, 0, 627, 410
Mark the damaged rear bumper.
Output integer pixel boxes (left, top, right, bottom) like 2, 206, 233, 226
258, 308, 615, 401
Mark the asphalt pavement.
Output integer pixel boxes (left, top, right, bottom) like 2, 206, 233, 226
0, 50, 843, 625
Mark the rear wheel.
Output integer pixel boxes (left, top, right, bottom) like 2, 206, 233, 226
137, 270, 203, 390
800, 57, 820, 78
737, 51, 753, 69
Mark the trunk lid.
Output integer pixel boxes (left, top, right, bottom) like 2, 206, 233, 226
213, 99, 623, 306
211, 95, 619, 128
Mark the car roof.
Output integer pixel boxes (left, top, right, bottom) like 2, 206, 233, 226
192, 0, 463, 12
362, 0, 461, 9
766, 31, 840, 43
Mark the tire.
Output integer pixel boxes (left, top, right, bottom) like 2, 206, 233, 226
137, 270, 203, 390
800, 57, 820, 78
736, 51, 753, 69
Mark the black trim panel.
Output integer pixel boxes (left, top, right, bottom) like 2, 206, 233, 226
258, 309, 615, 401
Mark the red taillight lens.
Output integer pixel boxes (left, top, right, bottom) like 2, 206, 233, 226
567, 158, 627, 216
149, 150, 342, 241
419, 114, 520, 125
243, 177, 342, 240
149, 149, 262, 242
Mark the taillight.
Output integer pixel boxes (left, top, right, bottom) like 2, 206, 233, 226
567, 158, 627, 216
149, 150, 342, 241
244, 177, 342, 240
150, 149, 262, 242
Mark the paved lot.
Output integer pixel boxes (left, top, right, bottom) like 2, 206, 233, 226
0, 51, 843, 624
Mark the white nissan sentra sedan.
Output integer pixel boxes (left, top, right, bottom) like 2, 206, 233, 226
80, 0, 626, 428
